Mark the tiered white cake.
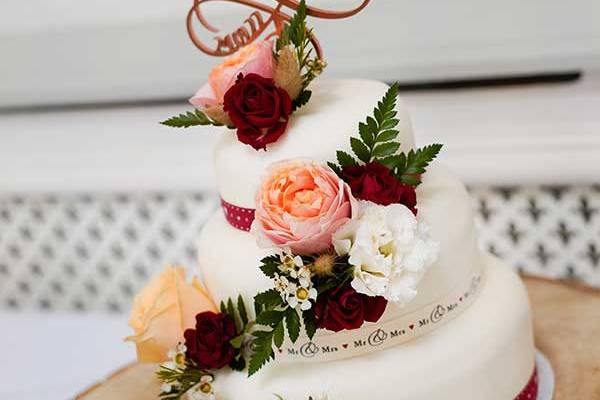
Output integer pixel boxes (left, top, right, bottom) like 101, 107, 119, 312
197, 79, 535, 399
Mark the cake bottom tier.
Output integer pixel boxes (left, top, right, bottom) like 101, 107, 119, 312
216, 254, 536, 400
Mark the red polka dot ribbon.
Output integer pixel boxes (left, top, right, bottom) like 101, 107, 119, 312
221, 198, 255, 231
515, 368, 538, 400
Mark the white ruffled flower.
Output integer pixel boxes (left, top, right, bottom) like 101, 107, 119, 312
187, 375, 216, 400
333, 201, 439, 305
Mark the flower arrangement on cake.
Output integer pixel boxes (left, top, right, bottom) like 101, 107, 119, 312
161, 1, 324, 150
122, 1, 541, 399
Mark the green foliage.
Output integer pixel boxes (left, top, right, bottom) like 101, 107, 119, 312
160, 109, 223, 128
259, 255, 282, 278
247, 329, 275, 376
302, 309, 317, 340
285, 307, 301, 343
329, 82, 442, 187
156, 364, 208, 400
254, 289, 283, 309
387, 143, 443, 186
329, 83, 400, 168
275, 0, 307, 52
291, 89, 312, 112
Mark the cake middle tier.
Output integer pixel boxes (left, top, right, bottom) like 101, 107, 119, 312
197, 163, 482, 326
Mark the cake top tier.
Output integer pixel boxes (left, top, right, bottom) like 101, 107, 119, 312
214, 79, 416, 208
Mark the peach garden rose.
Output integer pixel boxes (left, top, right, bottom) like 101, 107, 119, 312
251, 159, 357, 254
189, 40, 275, 108
126, 266, 217, 363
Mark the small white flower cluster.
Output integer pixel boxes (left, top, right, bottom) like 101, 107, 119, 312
160, 343, 187, 393
273, 251, 317, 310
333, 201, 439, 305
187, 375, 216, 400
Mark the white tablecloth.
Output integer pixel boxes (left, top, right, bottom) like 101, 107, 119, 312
0, 312, 135, 399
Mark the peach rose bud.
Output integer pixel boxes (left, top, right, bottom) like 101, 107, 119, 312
190, 40, 275, 108
251, 159, 357, 255
126, 266, 217, 363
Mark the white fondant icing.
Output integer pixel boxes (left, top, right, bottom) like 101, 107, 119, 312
213, 79, 415, 209
215, 255, 535, 400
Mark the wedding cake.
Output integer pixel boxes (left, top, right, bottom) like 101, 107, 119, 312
126, 2, 537, 399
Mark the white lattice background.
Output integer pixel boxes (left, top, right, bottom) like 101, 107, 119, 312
0, 186, 599, 312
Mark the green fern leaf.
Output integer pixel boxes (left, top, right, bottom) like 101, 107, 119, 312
336, 151, 358, 168
372, 142, 400, 158
160, 109, 221, 128
350, 137, 370, 163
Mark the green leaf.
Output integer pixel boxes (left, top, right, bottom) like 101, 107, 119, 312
160, 109, 222, 128
248, 330, 275, 376
273, 321, 285, 348
358, 122, 374, 147
226, 297, 243, 333
374, 107, 383, 124
396, 143, 443, 186
378, 154, 403, 170
327, 161, 342, 176
372, 142, 400, 158
376, 129, 399, 143
350, 137, 370, 163
237, 295, 249, 326
380, 118, 399, 130
259, 255, 281, 278
256, 310, 285, 327
302, 309, 317, 340
285, 308, 301, 343
291, 89, 312, 112
229, 354, 246, 371
219, 301, 227, 314
336, 151, 358, 168
254, 289, 283, 308
276, 0, 307, 50
366, 116, 378, 134
400, 174, 421, 187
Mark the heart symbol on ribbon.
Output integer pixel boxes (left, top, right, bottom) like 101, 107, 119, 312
278, 348, 283, 353
342, 343, 348, 349
409, 324, 415, 330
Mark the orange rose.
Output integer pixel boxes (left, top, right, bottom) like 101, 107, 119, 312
189, 40, 275, 108
251, 159, 357, 254
126, 266, 217, 363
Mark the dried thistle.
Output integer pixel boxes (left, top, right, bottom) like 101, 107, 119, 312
275, 46, 303, 100
203, 104, 232, 127
309, 253, 336, 277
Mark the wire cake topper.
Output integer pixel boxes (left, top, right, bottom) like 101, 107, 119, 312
187, 0, 371, 58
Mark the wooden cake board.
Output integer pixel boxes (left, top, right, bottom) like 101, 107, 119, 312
77, 276, 600, 400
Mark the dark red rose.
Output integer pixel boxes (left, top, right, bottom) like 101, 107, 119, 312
223, 73, 292, 151
314, 283, 388, 332
341, 162, 417, 213
184, 311, 236, 369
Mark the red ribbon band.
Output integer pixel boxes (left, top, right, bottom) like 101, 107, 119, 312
221, 198, 255, 231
